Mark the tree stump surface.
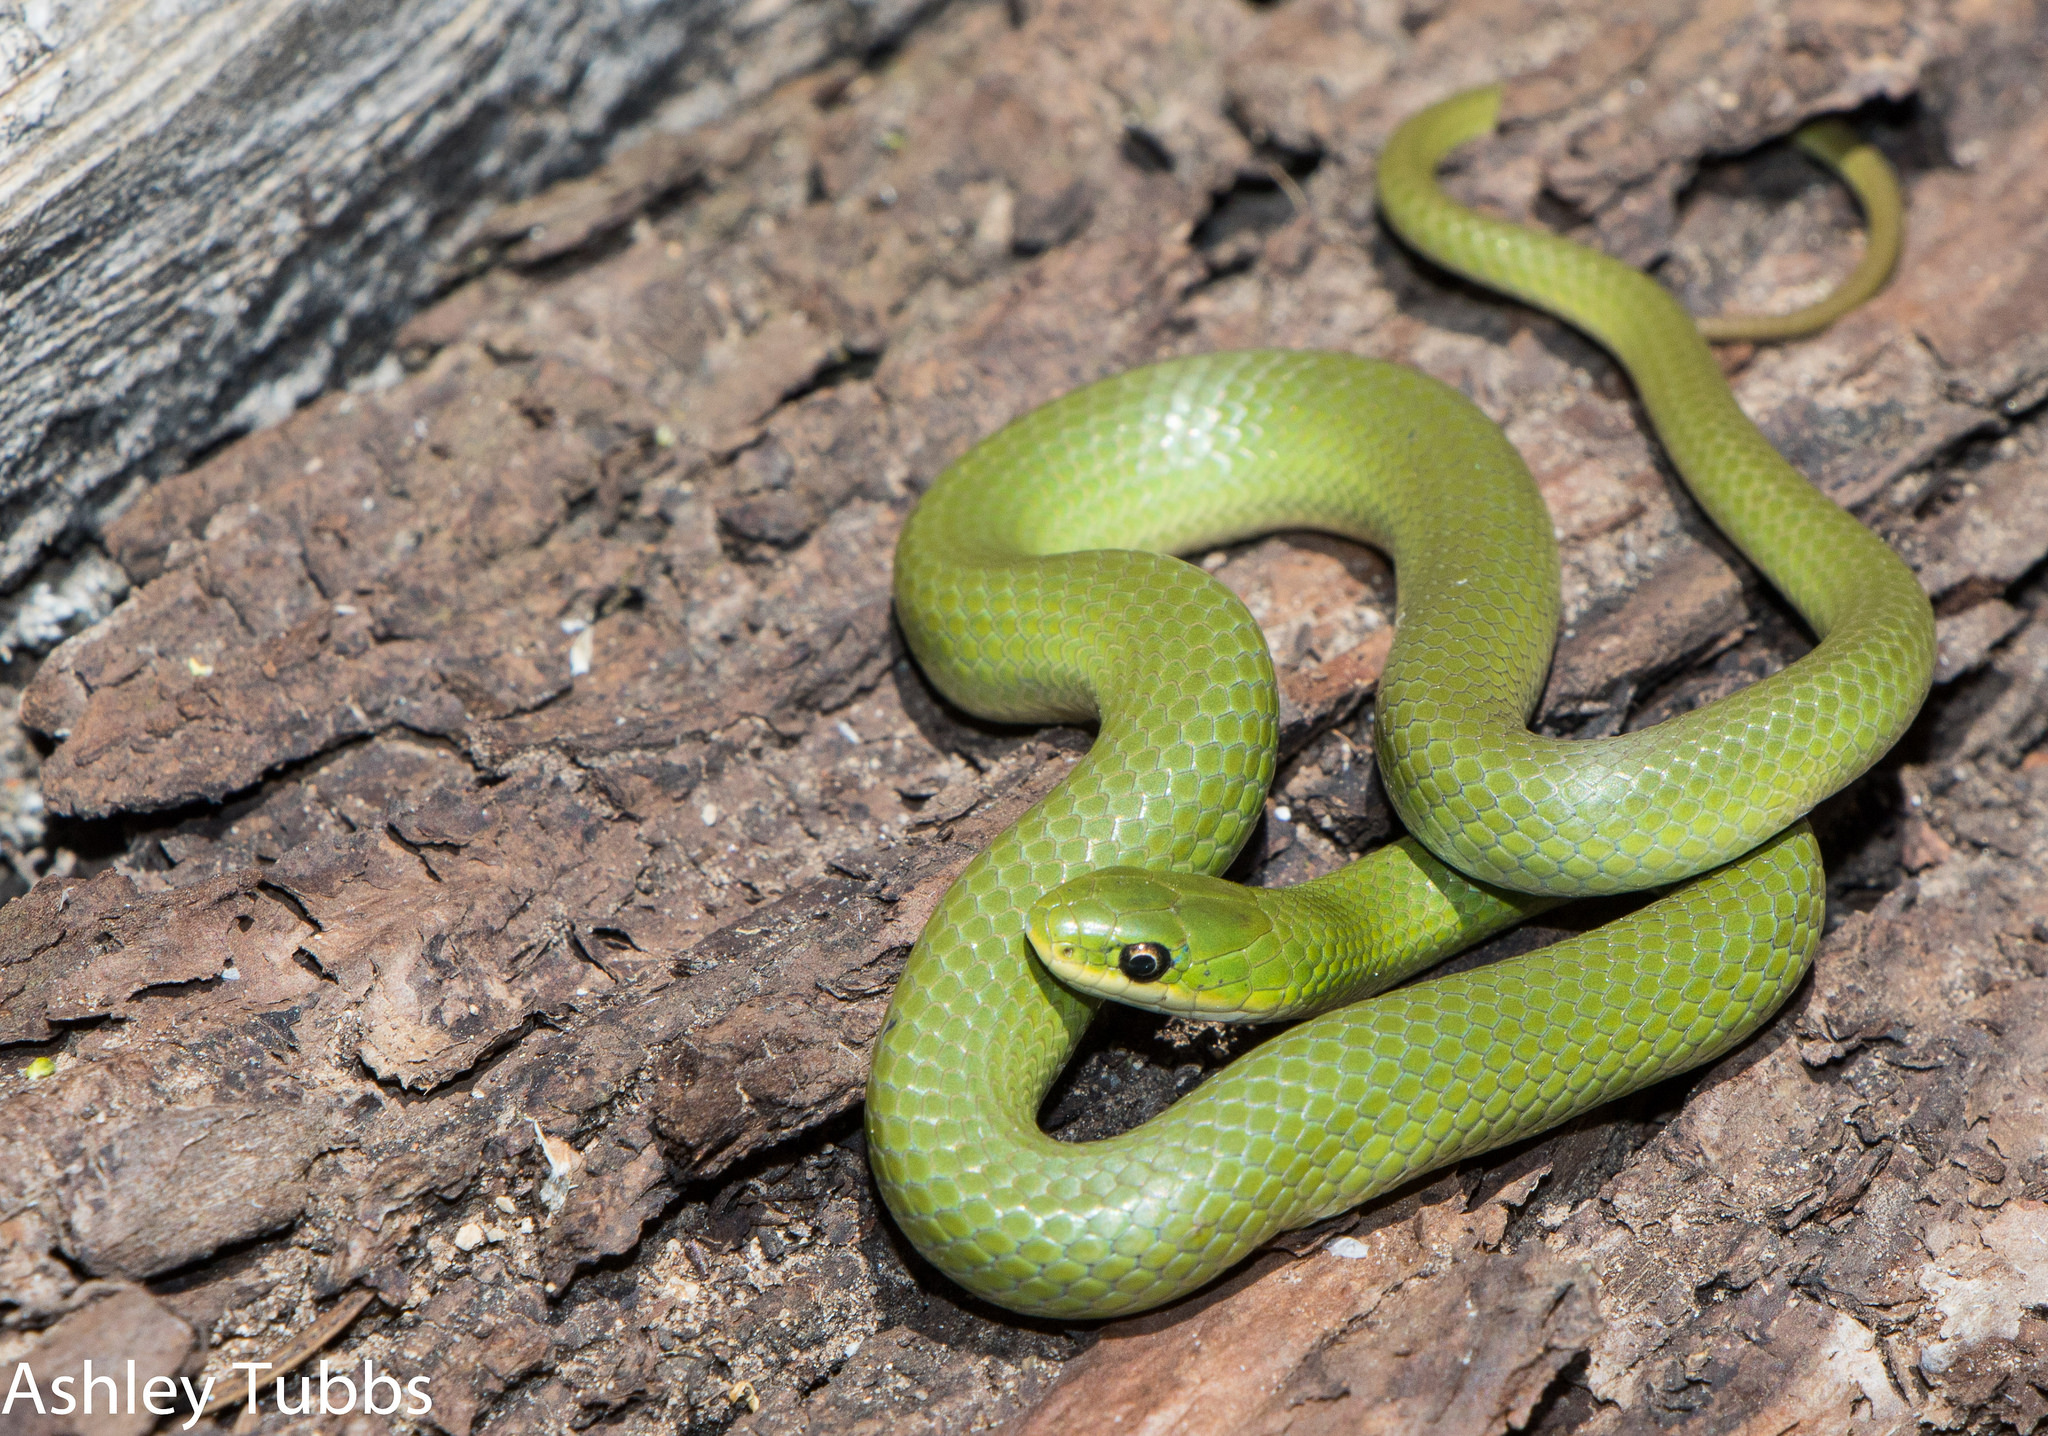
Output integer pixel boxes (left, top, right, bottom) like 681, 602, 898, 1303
3, 1, 2046, 1432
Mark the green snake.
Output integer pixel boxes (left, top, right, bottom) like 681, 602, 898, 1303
864, 86, 1933, 1320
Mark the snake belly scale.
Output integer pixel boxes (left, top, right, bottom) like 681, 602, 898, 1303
864, 86, 1934, 1320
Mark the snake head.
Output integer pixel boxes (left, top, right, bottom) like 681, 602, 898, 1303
1026, 867, 1280, 1020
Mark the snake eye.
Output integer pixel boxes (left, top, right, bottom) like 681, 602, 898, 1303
1117, 941, 1172, 982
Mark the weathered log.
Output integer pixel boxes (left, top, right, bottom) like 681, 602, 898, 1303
0, 0, 938, 594
3, 1, 2047, 1431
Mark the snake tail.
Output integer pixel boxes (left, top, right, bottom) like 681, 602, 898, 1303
1698, 118, 1904, 343
1374, 87, 1932, 896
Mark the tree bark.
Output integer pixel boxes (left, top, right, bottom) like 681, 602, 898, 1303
3, 1, 2046, 1432
0, 0, 939, 596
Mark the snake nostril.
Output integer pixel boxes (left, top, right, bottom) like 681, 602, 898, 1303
1118, 942, 1172, 981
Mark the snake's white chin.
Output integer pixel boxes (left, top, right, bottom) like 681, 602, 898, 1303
1027, 932, 1102, 994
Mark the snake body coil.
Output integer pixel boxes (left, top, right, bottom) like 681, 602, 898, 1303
864, 87, 1933, 1319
